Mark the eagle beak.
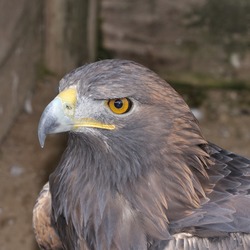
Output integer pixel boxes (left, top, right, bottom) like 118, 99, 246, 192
38, 88, 77, 148
38, 88, 116, 148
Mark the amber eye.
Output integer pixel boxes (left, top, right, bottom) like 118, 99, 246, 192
107, 98, 132, 114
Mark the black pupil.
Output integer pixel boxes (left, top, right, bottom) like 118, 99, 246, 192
114, 99, 123, 109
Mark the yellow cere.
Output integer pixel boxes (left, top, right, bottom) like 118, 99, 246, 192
58, 87, 77, 106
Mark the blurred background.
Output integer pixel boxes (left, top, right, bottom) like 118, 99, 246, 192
0, 0, 249, 249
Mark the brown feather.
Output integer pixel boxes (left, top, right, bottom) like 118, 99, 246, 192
33, 183, 63, 250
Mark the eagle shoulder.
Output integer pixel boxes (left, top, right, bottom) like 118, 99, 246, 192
33, 182, 63, 250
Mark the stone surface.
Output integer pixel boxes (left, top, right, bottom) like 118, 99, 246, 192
100, 0, 250, 82
45, 0, 89, 76
0, 0, 43, 142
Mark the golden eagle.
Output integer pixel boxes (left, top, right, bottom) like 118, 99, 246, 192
33, 60, 250, 250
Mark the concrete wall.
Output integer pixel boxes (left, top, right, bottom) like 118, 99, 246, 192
100, 0, 250, 83
45, 0, 90, 76
0, 0, 43, 142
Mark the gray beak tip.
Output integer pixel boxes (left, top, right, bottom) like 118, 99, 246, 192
39, 139, 45, 148
38, 126, 46, 148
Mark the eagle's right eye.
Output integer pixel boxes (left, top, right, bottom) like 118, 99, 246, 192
107, 98, 132, 114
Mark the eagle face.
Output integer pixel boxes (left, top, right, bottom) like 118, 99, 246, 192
39, 60, 197, 154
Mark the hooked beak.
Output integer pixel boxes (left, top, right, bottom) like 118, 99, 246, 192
38, 88, 115, 148
38, 88, 77, 148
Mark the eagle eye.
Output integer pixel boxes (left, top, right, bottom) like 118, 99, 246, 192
107, 98, 132, 114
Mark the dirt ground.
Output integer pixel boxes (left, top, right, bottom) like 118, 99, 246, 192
0, 77, 249, 250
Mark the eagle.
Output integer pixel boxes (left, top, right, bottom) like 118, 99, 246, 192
33, 59, 250, 250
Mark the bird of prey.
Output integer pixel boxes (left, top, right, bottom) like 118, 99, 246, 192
33, 59, 250, 250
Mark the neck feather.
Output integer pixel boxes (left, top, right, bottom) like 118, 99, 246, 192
49, 130, 211, 249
